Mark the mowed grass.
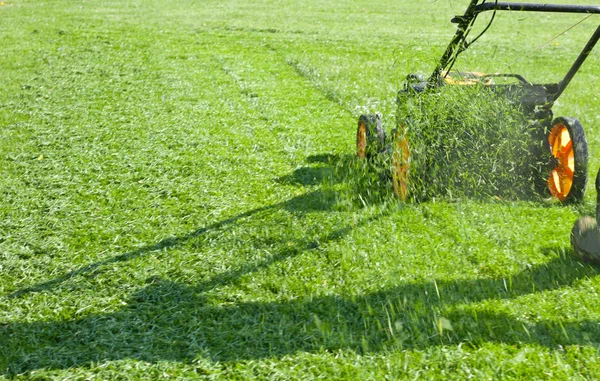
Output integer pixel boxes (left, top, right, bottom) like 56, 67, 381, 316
1, 0, 600, 379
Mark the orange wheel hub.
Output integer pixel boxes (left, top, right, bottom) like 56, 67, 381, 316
392, 128, 410, 200
547, 123, 574, 201
357, 120, 367, 159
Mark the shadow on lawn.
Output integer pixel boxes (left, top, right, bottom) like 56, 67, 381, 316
2, 254, 599, 374
3, 154, 599, 374
8, 154, 345, 299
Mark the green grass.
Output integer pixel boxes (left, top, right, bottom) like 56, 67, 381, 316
1, 0, 600, 379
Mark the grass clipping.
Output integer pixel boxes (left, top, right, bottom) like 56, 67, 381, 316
395, 84, 547, 202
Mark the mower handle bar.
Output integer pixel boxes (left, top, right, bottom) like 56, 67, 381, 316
432, 1, 600, 101
474, 2, 600, 15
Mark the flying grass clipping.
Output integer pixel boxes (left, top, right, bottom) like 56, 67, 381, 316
393, 82, 548, 202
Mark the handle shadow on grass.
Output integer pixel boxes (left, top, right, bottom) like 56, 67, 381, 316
2, 253, 599, 375
6, 153, 367, 298
6, 149, 574, 302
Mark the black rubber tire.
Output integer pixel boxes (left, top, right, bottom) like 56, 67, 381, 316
545, 117, 588, 204
356, 114, 385, 159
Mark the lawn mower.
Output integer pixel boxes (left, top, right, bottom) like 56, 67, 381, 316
357, 1, 600, 203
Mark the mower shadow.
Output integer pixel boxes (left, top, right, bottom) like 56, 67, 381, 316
2, 254, 599, 375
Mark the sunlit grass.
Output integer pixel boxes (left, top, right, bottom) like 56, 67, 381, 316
1, 0, 600, 379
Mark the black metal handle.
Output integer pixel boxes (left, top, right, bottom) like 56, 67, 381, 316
552, 23, 600, 102
429, 0, 600, 93
475, 2, 600, 15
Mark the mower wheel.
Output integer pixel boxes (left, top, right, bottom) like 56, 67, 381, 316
391, 127, 410, 200
546, 117, 588, 204
356, 114, 384, 159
